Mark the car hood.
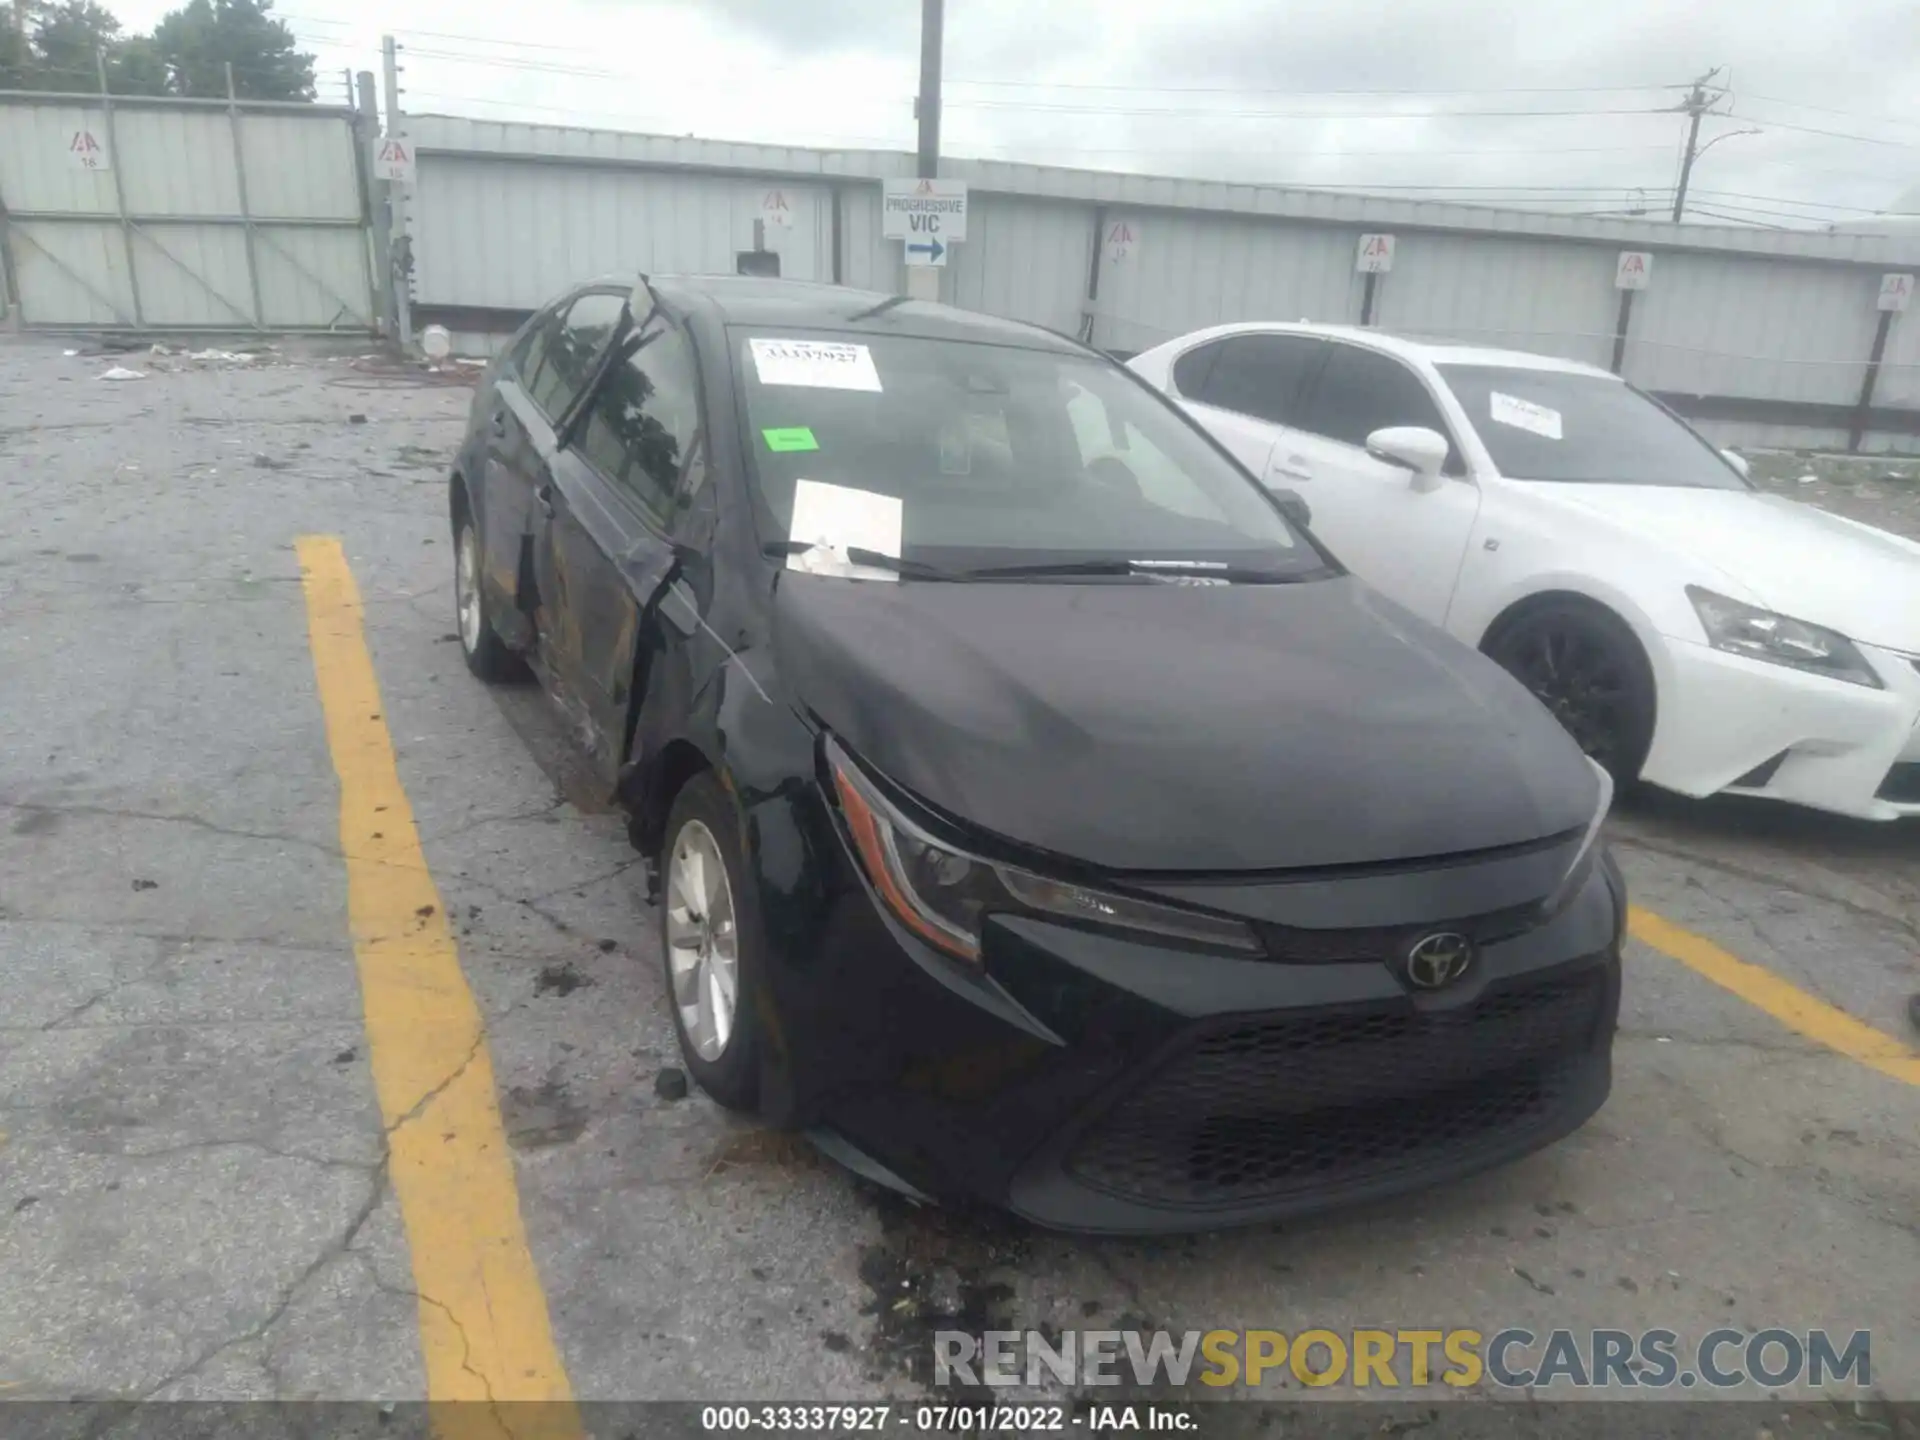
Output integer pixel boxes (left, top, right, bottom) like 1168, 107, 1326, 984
1518, 482, 1920, 653
772, 573, 1598, 873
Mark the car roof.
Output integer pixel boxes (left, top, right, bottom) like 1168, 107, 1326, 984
631, 273, 1089, 356
1149, 320, 1620, 380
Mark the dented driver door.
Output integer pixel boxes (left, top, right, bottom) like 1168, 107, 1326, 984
532, 320, 707, 786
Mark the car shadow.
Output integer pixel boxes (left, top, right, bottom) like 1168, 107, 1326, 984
1614, 783, 1920, 865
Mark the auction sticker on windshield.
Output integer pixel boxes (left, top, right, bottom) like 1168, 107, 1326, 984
750, 338, 883, 392
787, 479, 902, 581
1489, 391, 1563, 440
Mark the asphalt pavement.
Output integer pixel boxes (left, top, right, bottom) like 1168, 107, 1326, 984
0, 336, 1915, 1425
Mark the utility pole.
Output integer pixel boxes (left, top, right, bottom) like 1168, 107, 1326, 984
906, 0, 944, 302
381, 35, 412, 347
915, 0, 944, 179
1670, 67, 1723, 223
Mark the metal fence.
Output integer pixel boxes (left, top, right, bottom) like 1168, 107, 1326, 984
9, 89, 1920, 454
0, 88, 378, 332
400, 115, 1920, 454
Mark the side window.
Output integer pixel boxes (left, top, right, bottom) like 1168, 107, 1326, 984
578, 324, 702, 528
1188, 334, 1323, 427
508, 308, 556, 391
528, 291, 625, 420
1170, 342, 1222, 398
1300, 344, 1459, 470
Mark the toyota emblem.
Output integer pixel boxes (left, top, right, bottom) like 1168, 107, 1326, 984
1404, 931, 1474, 989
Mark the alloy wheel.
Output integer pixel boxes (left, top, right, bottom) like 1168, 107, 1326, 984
1495, 616, 1632, 771
455, 522, 482, 655
665, 820, 740, 1062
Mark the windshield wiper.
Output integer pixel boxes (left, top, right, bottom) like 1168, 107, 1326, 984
762, 540, 965, 581
964, 557, 1321, 583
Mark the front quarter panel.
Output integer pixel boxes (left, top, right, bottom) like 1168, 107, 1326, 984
1447, 476, 1768, 656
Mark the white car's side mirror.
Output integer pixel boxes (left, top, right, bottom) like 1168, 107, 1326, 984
1721, 449, 1752, 479
1366, 426, 1451, 492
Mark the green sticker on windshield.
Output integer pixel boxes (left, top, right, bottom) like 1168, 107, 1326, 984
762, 426, 819, 453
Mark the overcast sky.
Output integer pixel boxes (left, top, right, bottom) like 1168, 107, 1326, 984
113, 0, 1920, 225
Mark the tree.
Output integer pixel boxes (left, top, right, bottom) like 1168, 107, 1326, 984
151, 0, 313, 100
20, 0, 121, 90
0, 0, 313, 100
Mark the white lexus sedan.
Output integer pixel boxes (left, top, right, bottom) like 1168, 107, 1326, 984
1128, 322, 1920, 820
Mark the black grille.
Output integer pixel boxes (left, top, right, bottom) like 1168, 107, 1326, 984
1065, 966, 1607, 1209
1877, 762, 1920, 804
1255, 901, 1542, 964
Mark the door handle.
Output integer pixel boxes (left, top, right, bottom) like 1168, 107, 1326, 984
534, 484, 555, 517
1272, 455, 1312, 481
488, 410, 509, 439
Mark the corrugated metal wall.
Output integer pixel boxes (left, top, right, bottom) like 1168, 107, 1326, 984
0, 92, 374, 330
1626, 254, 1883, 405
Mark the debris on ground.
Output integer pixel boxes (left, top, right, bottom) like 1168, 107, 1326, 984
252, 453, 291, 471
654, 1067, 689, 1101
97, 367, 146, 382
533, 962, 592, 997
347, 413, 368, 425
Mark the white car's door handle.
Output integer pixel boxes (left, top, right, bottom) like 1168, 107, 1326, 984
1272, 455, 1312, 481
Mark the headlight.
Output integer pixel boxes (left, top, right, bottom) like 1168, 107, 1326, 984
1542, 756, 1614, 917
1686, 587, 1882, 689
825, 737, 1261, 963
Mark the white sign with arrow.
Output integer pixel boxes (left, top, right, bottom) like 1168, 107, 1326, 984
882, 177, 969, 242
1104, 218, 1140, 263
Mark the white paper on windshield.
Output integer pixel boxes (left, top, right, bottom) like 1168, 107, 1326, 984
750, 338, 883, 392
1489, 391, 1563, 440
786, 480, 902, 582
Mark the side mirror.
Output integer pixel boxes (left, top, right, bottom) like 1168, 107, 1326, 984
1366, 426, 1451, 492
1271, 487, 1311, 529
1721, 449, 1751, 479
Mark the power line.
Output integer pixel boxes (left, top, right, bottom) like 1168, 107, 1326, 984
1739, 92, 1920, 131
941, 98, 1668, 119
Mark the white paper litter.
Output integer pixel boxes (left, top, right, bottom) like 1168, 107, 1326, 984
98, 366, 147, 381
786, 480, 902, 581
1489, 391, 1563, 440
751, 338, 883, 392
1798, 474, 1819, 484
63, 348, 79, 357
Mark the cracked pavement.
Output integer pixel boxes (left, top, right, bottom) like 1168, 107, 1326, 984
0, 335, 1915, 1414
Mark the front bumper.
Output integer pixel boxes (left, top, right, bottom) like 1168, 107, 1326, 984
1641, 637, 1920, 819
781, 831, 1623, 1235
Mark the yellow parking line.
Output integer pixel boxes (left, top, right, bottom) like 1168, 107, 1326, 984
296, 536, 582, 1432
1628, 905, 1920, 1087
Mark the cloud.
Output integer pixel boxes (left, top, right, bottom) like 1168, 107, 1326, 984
110, 0, 1920, 220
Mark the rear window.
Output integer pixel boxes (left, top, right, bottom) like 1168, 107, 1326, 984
732, 329, 1316, 571
1439, 365, 1749, 489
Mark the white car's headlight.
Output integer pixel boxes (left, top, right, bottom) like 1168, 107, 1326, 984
1543, 756, 1614, 917
1686, 587, 1883, 690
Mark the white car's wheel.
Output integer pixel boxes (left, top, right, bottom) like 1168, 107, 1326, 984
1484, 599, 1656, 786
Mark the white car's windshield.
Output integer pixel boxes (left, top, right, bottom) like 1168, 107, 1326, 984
1439, 364, 1750, 491
735, 328, 1324, 574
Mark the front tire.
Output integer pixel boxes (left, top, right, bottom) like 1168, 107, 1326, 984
453, 507, 516, 682
1483, 598, 1656, 787
660, 774, 764, 1111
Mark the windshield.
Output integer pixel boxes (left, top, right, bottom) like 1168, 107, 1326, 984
733, 327, 1323, 574
1439, 364, 1751, 490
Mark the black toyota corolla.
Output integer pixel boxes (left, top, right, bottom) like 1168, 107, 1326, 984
447, 273, 1624, 1233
